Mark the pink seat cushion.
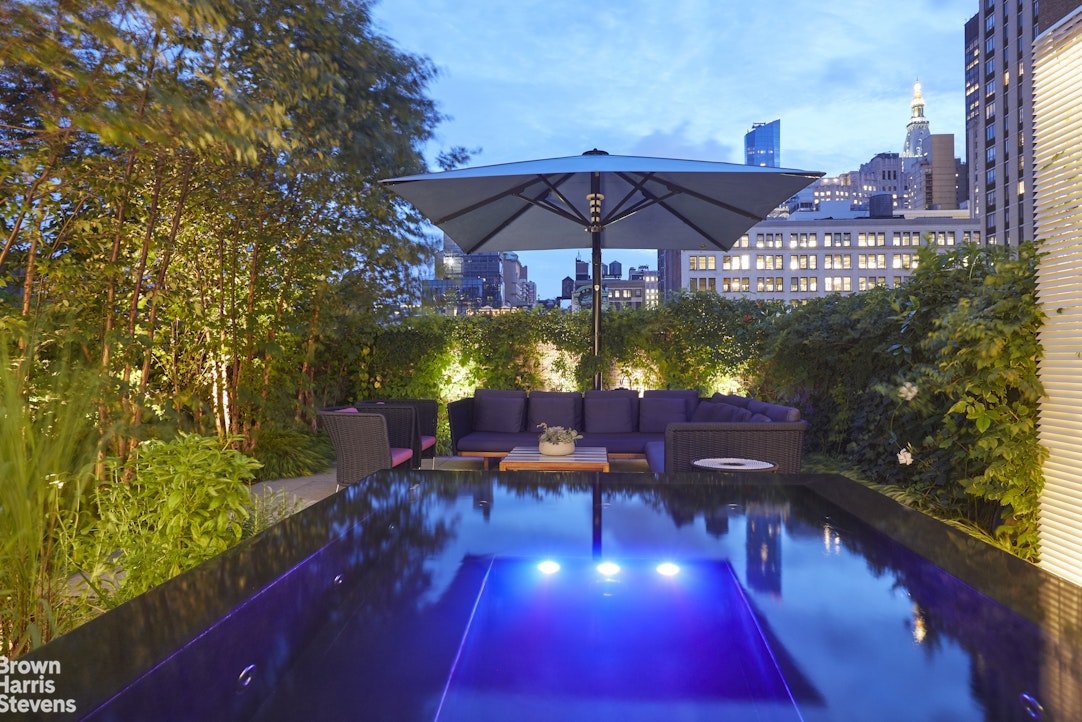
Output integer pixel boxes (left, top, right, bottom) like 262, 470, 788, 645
421, 435, 437, 450
390, 447, 413, 467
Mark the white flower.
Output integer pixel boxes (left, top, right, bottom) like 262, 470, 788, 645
897, 448, 914, 466
898, 382, 919, 402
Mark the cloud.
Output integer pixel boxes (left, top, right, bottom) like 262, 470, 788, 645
373, 0, 975, 294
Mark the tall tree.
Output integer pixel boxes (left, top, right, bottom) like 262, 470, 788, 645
1, 0, 440, 451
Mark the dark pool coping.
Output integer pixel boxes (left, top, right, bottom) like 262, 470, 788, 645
23, 470, 1082, 720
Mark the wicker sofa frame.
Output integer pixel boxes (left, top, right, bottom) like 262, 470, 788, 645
663, 421, 806, 473
448, 391, 806, 473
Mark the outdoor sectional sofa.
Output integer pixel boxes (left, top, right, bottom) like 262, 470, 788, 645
448, 389, 806, 473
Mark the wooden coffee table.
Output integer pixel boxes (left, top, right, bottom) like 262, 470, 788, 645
498, 446, 610, 472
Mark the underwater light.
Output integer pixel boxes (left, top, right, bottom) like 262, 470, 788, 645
596, 562, 621, 576
537, 560, 561, 574
656, 562, 680, 576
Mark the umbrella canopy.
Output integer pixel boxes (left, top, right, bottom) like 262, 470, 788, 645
382, 150, 822, 387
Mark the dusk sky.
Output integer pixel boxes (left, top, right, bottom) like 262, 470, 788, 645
372, 0, 977, 299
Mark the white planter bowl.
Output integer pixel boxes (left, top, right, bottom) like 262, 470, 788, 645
538, 440, 575, 456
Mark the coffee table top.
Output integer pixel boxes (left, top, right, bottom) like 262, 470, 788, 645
692, 457, 778, 472
499, 446, 610, 472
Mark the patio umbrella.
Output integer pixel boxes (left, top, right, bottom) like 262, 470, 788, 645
382, 150, 822, 388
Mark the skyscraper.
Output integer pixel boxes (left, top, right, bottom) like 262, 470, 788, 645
968, 2, 1042, 246
745, 120, 781, 167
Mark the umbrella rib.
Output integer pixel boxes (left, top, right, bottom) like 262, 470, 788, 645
431, 173, 570, 225
470, 173, 590, 252
601, 172, 676, 225
523, 175, 590, 226
655, 177, 766, 221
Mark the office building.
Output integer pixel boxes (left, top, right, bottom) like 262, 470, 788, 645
968, 1, 1040, 245
681, 210, 979, 303
745, 120, 781, 167
421, 235, 535, 313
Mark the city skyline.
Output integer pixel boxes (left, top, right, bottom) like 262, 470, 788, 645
373, 0, 976, 299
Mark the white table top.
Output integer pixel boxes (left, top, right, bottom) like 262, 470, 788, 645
692, 457, 777, 471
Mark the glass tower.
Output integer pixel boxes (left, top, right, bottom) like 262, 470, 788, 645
745, 120, 780, 167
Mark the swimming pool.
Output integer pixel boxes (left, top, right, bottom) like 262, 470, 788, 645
24, 471, 1082, 720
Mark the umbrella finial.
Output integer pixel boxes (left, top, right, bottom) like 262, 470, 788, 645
582, 148, 609, 156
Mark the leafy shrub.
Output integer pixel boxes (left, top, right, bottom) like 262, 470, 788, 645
0, 341, 104, 657
242, 486, 305, 538
249, 427, 333, 482
76, 434, 261, 606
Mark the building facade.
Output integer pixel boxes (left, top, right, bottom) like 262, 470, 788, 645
681, 212, 980, 303
745, 120, 781, 167
968, 0, 1040, 246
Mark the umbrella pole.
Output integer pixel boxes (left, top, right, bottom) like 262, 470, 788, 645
591, 231, 602, 390
590, 171, 603, 391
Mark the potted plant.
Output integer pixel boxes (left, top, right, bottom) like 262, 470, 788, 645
536, 423, 583, 456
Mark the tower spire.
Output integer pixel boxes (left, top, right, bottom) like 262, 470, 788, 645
910, 79, 925, 120
901, 79, 931, 174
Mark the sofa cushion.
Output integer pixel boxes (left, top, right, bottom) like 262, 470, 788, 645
748, 412, 773, 423
643, 389, 700, 418
456, 431, 539, 452
588, 391, 636, 432
638, 396, 687, 433
527, 391, 583, 432
578, 432, 663, 455
691, 401, 744, 422
644, 440, 665, 473
390, 448, 413, 467
712, 393, 750, 408
473, 389, 526, 432
747, 398, 801, 422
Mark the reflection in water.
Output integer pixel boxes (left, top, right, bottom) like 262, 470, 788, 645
746, 501, 788, 596
29, 470, 1082, 721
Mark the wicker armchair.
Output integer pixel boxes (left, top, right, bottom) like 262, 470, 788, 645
664, 421, 806, 474
317, 411, 413, 489
358, 399, 438, 464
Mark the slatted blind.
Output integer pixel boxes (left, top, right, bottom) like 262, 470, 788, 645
1034, 10, 1082, 587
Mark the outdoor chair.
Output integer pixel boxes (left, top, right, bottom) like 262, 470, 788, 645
357, 399, 438, 465
317, 410, 413, 490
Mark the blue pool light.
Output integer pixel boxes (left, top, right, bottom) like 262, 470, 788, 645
656, 562, 681, 577
537, 560, 561, 574
596, 561, 621, 576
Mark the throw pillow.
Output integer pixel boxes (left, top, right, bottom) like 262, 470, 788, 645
474, 390, 526, 432
639, 397, 687, 433
528, 391, 583, 431
584, 396, 635, 433
691, 402, 740, 422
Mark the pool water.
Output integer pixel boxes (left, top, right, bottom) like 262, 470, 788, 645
27, 471, 1080, 721
244, 475, 1052, 722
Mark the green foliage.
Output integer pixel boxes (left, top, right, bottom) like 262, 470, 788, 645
249, 427, 333, 482
1, 0, 442, 453
0, 339, 104, 657
920, 244, 1046, 558
753, 243, 1046, 559
76, 434, 261, 606
242, 487, 306, 539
